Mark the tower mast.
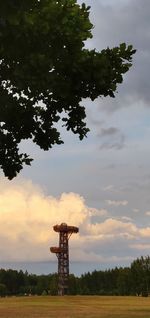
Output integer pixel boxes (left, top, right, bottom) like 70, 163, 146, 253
50, 223, 79, 295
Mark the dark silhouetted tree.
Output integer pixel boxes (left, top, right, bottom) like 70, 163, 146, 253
131, 256, 150, 296
0, 0, 136, 179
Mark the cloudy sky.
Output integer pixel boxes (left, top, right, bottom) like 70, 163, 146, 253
0, 0, 150, 276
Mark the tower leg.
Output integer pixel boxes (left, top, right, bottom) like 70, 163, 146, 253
58, 231, 69, 295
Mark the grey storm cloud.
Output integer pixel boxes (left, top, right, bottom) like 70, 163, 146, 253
84, 0, 150, 110
98, 127, 126, 150
100, 135, 125, 150
99, 127, 119, 137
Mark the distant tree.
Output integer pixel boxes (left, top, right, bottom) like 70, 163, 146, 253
0, 283, 7, 297
49, 273, 58, 295
69, 274, 80, 295
117, 267, 132, 296
4, 269, 19, 295
16, 270, 26, 292
36, 274, 50, 295
0, 0, 136, 179
131, 256, 150, 296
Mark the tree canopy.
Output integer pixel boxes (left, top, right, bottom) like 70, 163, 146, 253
0, 0, 136, 179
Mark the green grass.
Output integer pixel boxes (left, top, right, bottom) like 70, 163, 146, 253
0, 296, 150, 318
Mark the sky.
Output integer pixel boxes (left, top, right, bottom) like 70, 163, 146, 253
0, 0, 150, 276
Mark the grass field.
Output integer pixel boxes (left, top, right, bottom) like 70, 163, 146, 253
0, 295, 150, 318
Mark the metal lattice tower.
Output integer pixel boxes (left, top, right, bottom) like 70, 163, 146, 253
50, 223, 79, 295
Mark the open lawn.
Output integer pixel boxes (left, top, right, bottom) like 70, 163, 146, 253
0, 296, 150, 318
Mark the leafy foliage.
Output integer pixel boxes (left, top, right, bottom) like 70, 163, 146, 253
0, 0, 136, 178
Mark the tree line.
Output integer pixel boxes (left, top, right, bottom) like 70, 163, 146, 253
0, 256, 149, 297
